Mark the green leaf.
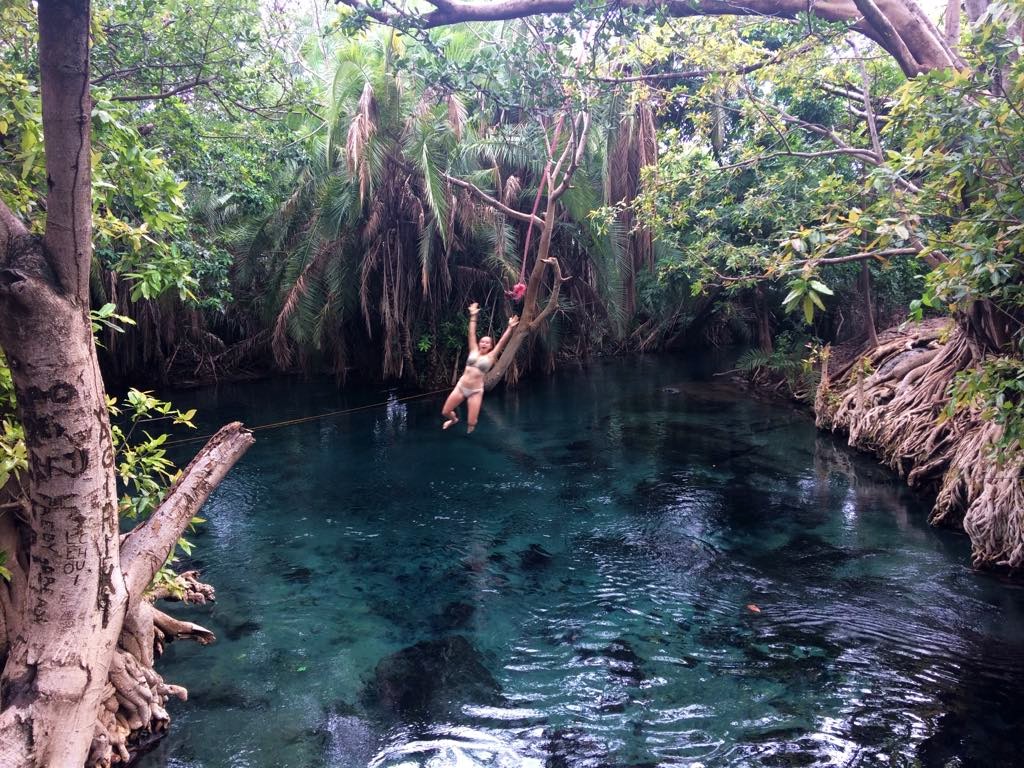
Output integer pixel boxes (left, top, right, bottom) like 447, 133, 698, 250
783, 288, 802, 306
808, 280, 833, 296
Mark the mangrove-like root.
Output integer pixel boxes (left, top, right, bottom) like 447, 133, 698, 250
816, 318, 1024, 570
86, 575, 218, 767
147, 569, 216, 604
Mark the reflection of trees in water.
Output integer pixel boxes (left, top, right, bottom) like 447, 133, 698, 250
813, 434, 927, 535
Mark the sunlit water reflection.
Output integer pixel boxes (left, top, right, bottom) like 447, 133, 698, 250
138, 356, 1024, 768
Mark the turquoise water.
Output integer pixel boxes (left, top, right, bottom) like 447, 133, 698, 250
138, 357, 1024, 768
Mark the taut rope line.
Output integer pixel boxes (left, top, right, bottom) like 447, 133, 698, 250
162, 386, 453, 447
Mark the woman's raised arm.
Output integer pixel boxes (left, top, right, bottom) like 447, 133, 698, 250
467, 302, 480, 353
492, 315, 519, 357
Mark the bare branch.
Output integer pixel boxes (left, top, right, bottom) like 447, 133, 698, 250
793, 246, 920, 268
111, 77, 213, 103
852, 0, 923, 76
816, 80, 869, 102
853, 43, 884, 161
715, 247, 922, 283
443, 171, 543, 226
716, 147, 881, 170
335, 0, 962, 75
529, 257, 571, 329
589, 36, 822, 84
739, 92, 923, 193
549, 112, 590, 201
943, 0, 961, 46
121, 422, 254, 601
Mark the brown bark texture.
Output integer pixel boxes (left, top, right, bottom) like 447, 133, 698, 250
483, 111, 588, 389
0, 2, 254, 765
815, 318, 1024, 570
339, 0, 965, 77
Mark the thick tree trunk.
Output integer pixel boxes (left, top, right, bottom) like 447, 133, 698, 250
0, 269, 128, 766
0, 3, 121, 762
0, 3, 254, 765
754, 287, 773, 353
485, 203, 569, 389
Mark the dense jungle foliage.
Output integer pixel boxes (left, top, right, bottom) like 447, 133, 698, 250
2, 0, 1023, 438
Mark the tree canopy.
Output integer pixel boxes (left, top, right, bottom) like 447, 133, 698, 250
3, 0, 1024, 764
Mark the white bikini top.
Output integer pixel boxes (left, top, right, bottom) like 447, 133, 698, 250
466, 351, 493, 373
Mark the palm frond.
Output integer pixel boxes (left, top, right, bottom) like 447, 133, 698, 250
272, 240, 336, 368
413, 123, 451, 246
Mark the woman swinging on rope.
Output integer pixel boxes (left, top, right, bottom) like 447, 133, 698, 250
442, 303, 519, 434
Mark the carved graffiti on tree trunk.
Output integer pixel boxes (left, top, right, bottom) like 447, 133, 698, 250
0, 3, 254, 766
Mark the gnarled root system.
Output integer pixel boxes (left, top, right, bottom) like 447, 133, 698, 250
816, 318, 1024, 570
88, 585, 217, 767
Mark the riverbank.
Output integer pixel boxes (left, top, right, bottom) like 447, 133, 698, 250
816, 318, 1024, 572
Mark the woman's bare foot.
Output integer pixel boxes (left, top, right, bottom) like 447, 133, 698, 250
466, 423, 476, 435
443, 414, 459, 430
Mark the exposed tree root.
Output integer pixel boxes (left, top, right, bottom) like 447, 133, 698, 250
148, 570, 216, 605
816, 318, 1024, 570
81, 423, 254, 765
0, 422, 252, 768
87, 584, 217, 767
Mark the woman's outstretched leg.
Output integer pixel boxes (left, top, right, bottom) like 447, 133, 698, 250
441, 388, 466, 430
466, 392, 483, 434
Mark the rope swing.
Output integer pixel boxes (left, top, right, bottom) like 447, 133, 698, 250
163, 386, 453, 447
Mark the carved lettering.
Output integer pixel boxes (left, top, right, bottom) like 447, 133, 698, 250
24, 381, 78, 404
65, 528, 87, 546
32, 595, 49, 623
20, 413, 67, 440
28, 447, 90, 482
37, 492, 76, 510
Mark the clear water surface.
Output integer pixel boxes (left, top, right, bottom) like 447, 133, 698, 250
138, 356, 1024, 768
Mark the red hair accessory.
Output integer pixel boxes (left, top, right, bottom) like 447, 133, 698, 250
506, 282, 527, 302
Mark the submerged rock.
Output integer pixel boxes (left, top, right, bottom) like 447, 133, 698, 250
543, 727, 607, 768
186, 683, 271, 711
576, 638, 646, 686
604, 639, 646, 685
519, 543, 554, 570
282, 565, 314, 584
362, 635, 501, 717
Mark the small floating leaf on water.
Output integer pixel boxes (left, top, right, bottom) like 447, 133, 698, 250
746, 604, 761, 613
